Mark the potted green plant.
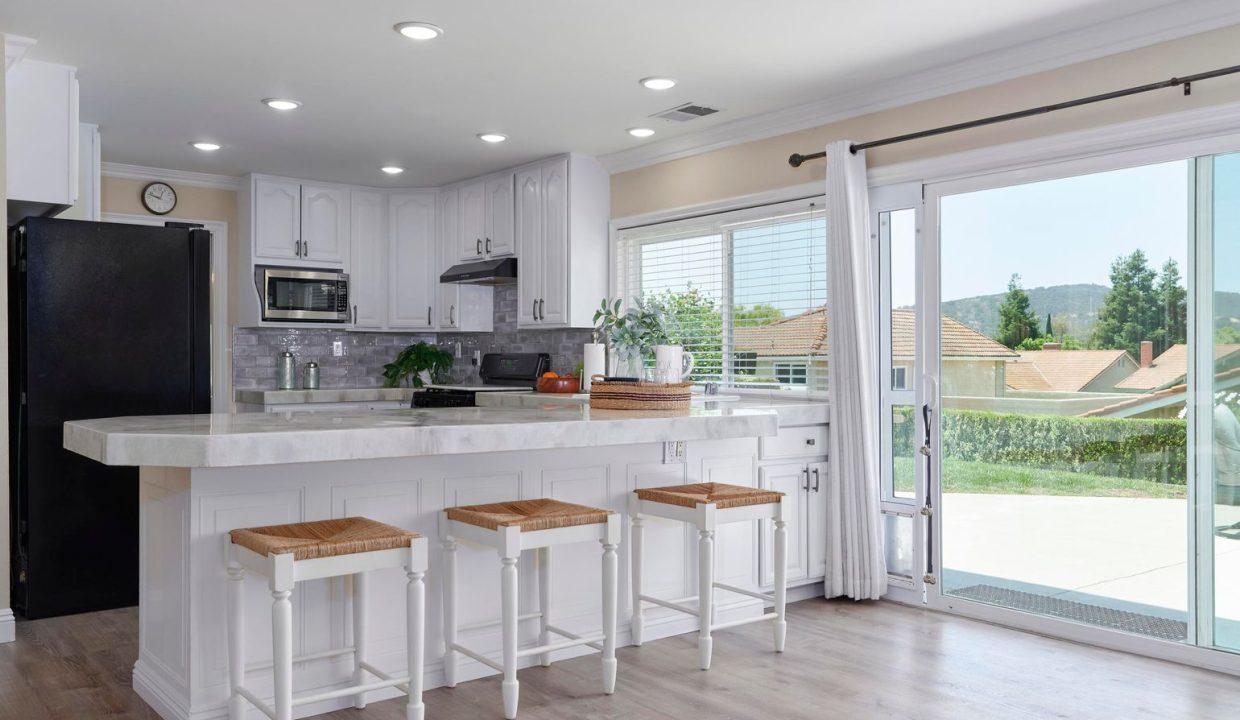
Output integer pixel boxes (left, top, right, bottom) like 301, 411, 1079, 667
594, 298, 669, 378
382, 342, 453, 388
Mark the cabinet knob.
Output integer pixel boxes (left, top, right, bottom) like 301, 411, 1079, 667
806, 438, 816, 446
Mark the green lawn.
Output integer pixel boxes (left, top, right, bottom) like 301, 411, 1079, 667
893, 457, 1187, 499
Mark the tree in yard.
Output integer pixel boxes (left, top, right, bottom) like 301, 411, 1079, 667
1045, 313, 1053, 338
1154, 259, 1187, 355
734, 303, 785, 327
996, 274, 1041, 349
1092, 250, 1159, 356
643, 287, 723, 382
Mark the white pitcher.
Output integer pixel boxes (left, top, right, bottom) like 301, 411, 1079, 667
653, 345, 695, 383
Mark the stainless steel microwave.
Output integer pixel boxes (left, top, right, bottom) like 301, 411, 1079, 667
255, 266, 350, 323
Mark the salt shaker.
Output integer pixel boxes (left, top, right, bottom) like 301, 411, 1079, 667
302, 361, 320, 390
277, 350, 297, 389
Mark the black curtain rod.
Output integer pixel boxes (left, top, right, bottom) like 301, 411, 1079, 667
786, 63, 1240, 168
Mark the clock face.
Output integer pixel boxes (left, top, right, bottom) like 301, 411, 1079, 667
142, 182, 177, 215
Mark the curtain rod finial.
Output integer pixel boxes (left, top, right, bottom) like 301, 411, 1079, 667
788, 153, 805, 168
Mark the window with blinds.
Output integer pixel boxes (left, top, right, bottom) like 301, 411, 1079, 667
614, 198, 828, 394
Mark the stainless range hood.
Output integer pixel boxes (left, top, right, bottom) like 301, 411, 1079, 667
439, 257, 517, 285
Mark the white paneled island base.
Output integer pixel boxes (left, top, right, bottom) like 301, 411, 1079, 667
64, 405, 788, 720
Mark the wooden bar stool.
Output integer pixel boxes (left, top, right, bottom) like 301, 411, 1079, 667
226, 517, 428, 720
629, 482, 788, 670
439, 498, 621, 719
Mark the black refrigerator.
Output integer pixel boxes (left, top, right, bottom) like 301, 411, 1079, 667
9, 217, 212, 619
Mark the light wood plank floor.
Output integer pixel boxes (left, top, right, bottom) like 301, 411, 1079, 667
2, 598, 1239, 719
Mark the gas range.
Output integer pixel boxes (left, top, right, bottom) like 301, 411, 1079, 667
411, 353, 550, 408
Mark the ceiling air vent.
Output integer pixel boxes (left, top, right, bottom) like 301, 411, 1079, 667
651, 103, 721, 122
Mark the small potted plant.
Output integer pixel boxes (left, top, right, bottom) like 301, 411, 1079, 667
594, 298, 669, 378
382, 342, 453, 388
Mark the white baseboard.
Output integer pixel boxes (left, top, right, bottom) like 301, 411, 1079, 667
0, 608, 14, 644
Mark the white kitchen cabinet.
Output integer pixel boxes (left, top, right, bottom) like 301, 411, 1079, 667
301, 184, 350, 265
757, 426, 829, 587
484, 173, 515, 257
759, 462, 811, 584
6, 59, 79, 219
436, 187, 494, 332
515, 154, 610, 329
458, 180, 485, 261
349, 190, 387, 329
251, 178, 302, 261
388, 191, 438, 329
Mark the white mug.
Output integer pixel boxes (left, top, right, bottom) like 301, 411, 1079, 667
653, 345, 695, 383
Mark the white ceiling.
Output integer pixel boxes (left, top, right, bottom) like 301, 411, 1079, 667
0, 0, 1232, 186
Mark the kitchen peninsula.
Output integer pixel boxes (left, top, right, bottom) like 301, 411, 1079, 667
64, 403, 780, 720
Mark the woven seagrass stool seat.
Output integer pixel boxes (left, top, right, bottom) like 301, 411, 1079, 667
630, 481, 789, 671
226, 517, 428, 720
440, 498, 621, 719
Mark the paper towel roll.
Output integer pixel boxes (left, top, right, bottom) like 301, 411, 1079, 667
582, 343, 606, 392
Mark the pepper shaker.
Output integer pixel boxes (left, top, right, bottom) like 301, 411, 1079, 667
302, 361, 320, 390
277, 350, 297, 390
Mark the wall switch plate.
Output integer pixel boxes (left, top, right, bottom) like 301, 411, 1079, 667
332, 341, 344, 357
663, 440, 686, 464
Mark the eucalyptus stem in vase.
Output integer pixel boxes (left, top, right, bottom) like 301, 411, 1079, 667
593, 297, 670, 379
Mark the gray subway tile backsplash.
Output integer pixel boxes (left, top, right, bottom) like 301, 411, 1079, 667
234, 285, 594, 390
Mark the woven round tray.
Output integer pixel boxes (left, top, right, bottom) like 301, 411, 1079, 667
588, 375, 693, 410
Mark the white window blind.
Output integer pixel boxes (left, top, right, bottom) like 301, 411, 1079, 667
615, 198, 828, 394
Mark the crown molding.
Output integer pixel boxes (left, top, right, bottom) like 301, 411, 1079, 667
599, 0, 1240, 174
102, 162, 242, 191
4, 34, 37, 71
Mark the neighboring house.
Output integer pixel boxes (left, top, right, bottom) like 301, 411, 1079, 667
1115, 343, 1240, 393
1005, 344, 1138, 394
734, 307, 1018, 395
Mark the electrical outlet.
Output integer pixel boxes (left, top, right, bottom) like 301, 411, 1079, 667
332, 341, 344, 357
663, 440, 686, 464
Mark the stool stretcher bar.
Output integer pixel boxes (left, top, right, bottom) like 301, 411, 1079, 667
245, 646, 355, 673
449, 642, 506, 673
712, 581, 776, 603
516, 633, 607, 659
546, 624, 604, 652
711, 612, 780, 633
359, 661, 410, 694
458, 611, 542, 633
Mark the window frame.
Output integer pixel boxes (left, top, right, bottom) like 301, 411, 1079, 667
612, 195, 829, 399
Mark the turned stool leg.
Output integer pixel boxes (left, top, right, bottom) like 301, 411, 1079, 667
270, 555, 295, 720
226, 562, 246, 720
773, 512, 788, 653
538, 546, 553, 667
601, 539, 618, 694
442, 537, 458, 688
630, 511, 645, 646
406, 563, 426, 720
501, 554, 520, 719
353, 572, 368, 708
698, 528, 714, 671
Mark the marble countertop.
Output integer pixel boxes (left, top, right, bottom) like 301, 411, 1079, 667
64, 404, 779, 469
476, 391, 829, 426
235, 388, 416, 405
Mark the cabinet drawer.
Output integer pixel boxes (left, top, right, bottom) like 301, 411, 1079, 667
759, 425, 827, 460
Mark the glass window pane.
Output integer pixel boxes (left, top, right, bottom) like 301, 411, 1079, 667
884, 512, 914, 579
884, 208, 917, 391
891, 405, 916, 499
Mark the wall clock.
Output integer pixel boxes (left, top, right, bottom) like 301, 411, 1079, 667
141, 181, 177, 215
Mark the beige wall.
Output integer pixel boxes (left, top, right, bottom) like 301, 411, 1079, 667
611, 23, 1240, 219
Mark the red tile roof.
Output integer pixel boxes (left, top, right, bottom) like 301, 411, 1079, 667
1115, 344, 1240, 391
1005, 349, 1133, 393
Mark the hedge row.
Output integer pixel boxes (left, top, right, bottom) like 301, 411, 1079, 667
891, 408, 1187, 484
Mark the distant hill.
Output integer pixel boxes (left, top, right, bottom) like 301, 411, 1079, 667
938, 284, 1109, 341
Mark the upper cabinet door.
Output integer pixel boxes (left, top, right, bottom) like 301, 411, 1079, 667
301, 184, 349, 265
388, 192, 437, 329
253, 179, 302, 261
484, 173, 515, 257
459, 180, 485, 261
437, 188, 460, 328
349, 190, 386, 329
539, 158, 570, 326
515, 167, 542, 327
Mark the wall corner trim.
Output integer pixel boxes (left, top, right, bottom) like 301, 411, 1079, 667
101, 162, 242, 191
0, 608, 15, 644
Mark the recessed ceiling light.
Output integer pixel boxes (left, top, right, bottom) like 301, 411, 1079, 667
477, 133, 507, 144
639, 77, 677, 91
262, 98, 301, 111
627, 127, 655, 138
380, 165, 405, 175
190, 141, 221, 152
394, 22, 444, 41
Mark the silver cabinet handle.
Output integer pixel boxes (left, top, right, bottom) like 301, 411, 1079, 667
427, 306, 432, 326
477, 238, 482, 255
352, 305, 357, 324
485, 237, 492, 254
449, 305, 455, 326
538, 298, 545, 321
812, 467, 820, 492
295, 239, 302, 257
532, 299, 538, 320
303, 239, 308, 257
801, 467, 810, 492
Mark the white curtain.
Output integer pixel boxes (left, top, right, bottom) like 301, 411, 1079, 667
823, 141, 887, 600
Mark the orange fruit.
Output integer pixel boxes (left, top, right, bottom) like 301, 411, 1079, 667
541, 371, 559, 378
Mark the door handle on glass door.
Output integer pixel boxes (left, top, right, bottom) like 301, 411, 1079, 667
811, 467, 820, 492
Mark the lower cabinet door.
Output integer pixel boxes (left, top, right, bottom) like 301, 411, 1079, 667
806, 461, 828, 581
759, 462, 810, 585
